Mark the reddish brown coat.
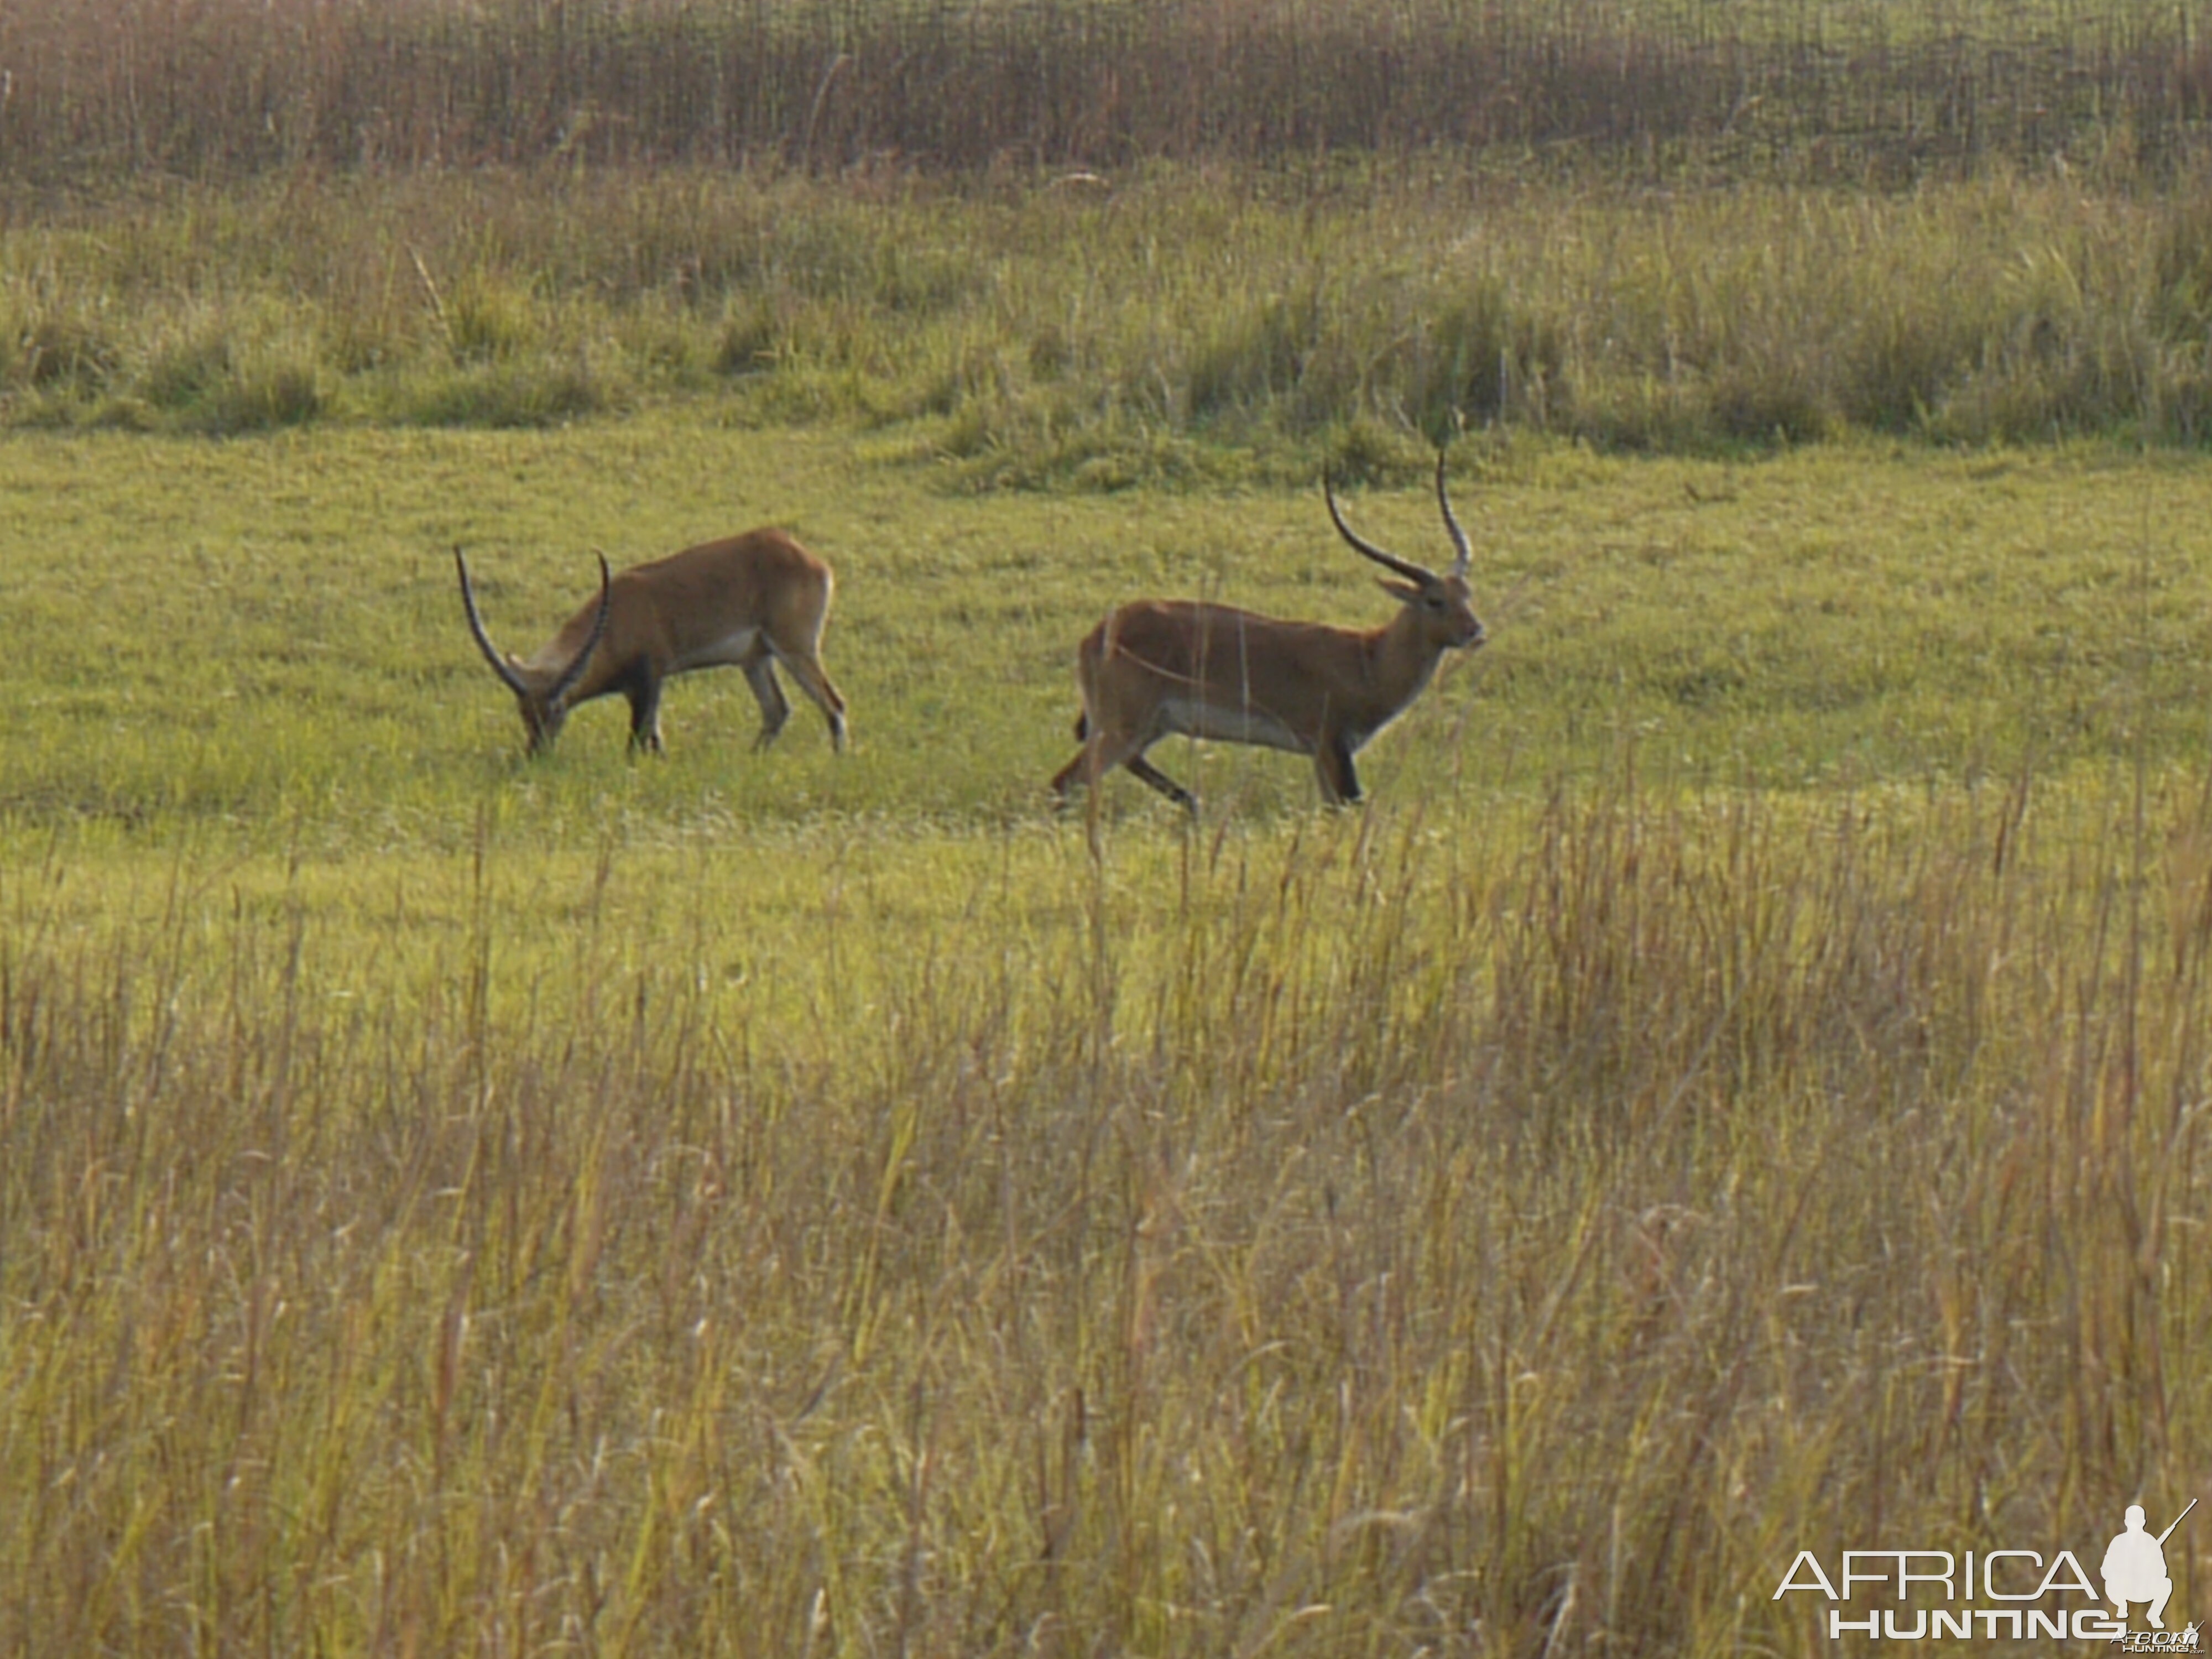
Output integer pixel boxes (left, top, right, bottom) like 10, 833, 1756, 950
1051, 457, 1484, 810
458, 528, 847, 756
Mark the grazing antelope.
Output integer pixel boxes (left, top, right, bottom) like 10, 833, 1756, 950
456, 528, 847, 757
1051, 453, 1485, 811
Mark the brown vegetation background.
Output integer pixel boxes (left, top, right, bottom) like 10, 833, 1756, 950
2, 0, 2208, 181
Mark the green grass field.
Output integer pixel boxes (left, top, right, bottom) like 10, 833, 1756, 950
11, 419, 2212, 837
4, 417, 2211, 1652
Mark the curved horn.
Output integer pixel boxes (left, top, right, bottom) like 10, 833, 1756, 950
1323, 474, 1433, 584
456, 546, 534, 699
545, 551, 612, 708
1434, 451, 1472, 579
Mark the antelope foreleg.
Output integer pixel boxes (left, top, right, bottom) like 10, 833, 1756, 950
625, 675, 666, 756
1314, 738, 1363, 806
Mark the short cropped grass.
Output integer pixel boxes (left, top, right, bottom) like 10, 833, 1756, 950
2, 419, 2209, 842
3, 421, 2210, 1653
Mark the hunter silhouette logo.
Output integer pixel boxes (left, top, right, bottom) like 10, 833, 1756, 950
2104, 1500, 2191, 1630
1773, 1495, 2201, 1645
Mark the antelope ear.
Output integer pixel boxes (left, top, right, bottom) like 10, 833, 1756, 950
1378, 578, 1422, 603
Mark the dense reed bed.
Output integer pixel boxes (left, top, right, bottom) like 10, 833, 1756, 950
1, 0, 2204, 180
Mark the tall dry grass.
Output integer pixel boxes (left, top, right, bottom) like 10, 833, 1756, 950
4, 769, 2206, 1652
11, 163, 2212, 458
0, 0, 2203, 181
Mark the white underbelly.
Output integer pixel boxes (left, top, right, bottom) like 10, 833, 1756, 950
1158, 696, 1306, 754
677, 625, 761, 672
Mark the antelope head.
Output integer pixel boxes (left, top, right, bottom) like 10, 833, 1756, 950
1323, 451, 1486, 655
455, 547, 613, 755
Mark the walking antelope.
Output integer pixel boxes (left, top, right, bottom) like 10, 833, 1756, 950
1050, 453, 1485, 811
456, 528, 848, 757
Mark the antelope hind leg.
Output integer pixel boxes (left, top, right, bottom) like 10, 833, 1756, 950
1124, 754, 1197, 815
743, 655, 792, 751
766, 642, 848, 750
